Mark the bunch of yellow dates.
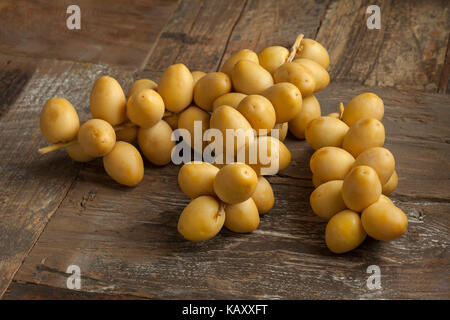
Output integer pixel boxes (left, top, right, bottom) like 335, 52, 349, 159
301, 93, 407, 253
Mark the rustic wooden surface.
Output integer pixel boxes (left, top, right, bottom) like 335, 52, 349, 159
0, 0, 449, 300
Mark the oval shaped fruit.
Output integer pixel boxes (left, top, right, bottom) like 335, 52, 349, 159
90, 75, 127, 126
126, 78, 158, 98
210, 105, 254, 155
177, 196, 225, 241
126, 89, 165, 128
262, 82, 302, 123
231, 60, 274, 95
273, 62, 316, 97
258, 46, 289, 74
237, 95, 276, 134
158, 63, 194, 113
244, 136, 290, 176
178, 162, 219, 199
191, 71, 206, 86
288, 95, 321, 139
342, 165, 382, 212
78, 119, 116, 157
342, 118, 385, 157
294, 38, 330, 70
270, 122, 288, 141
115, 125, 138, 143
66, 142, 96, 163
224, 198, 260, 233
310, 147, 355, 183
251, 176, 274, 214
178, 106, 210, 152
221, 49, 259, 76
293, 58, 330, 91
342, 93, 384, 127
194, 72, 231, 112
212, 92, 247, 111
325, 210, 367, 254
353, 147, 395, 185
305, 116, 349, 150
362, 201, 408, 241
327, 112, 340, 119
138, 120, 175, 165
382, 170, 398, 196
40, 97, 80, 143
214, 163, 258, 204
103, 141, 144, 187
310, 180, 346, 220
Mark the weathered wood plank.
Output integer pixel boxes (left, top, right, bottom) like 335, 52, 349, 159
0, 54, 135, 298
0, 0, 178, 68
143, 0, 247, 74
316, 0, 449, 92
3, 281, 147, 300
11, 84, 450, 299
219, 0, 329, 66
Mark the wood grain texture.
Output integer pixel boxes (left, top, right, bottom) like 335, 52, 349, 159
143, 0, 247, 74
218, 0, 329, 67
316, 0, 449, 92
0, 54, 135, 298
0, 0, 178, 68
11, 84, 450, 299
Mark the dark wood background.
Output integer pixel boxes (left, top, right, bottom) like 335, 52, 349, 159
0, 0, 449, 300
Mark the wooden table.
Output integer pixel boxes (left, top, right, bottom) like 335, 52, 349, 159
0, 0, 449, 300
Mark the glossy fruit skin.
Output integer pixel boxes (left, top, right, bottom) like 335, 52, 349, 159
66, 142, 96, 163
137, 120, 175, 166
262, 82, 303, 123
209, 105, 254, 156
251, 176, 275, 214
212, 92, 247, 111
353, 147, 395, 185
327, 112, 340, 119
213, 163, 258, 204
362, 201, 408, 241
258, 46, 289, 74
78, 119, 116, 157
237, 95, 276, 134
231, 60, 274, 95
244, 136, 290, 176
90, 76, 127, 126
288, 95, 321, 139
191, 71, 206, 86
305, 116, 349, 150
178, 162, 219, 199
158, 63, 194, 113
310, 147, 355, 183
342, 165, 382, 212
342, 118, 385, 157
224, 198, 260, 233
382, 170, 398, 195
310, 180, 346, 220
270, 122, 288, 141
103, 141, 144, 187
115, 125, 138, 143
342, 92, 384, 127
294, 38, 330, 70
40, 97, 80, 143
126, 79, 158, 98
126, 89, 165, 128
178, 106, 210, 152
325, 210, 367, 254
221, 49, 259, 76
194, 72, 232, 112
177, 196, 225, 241
293, 58, 330, 91
273, 62, 316, 97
